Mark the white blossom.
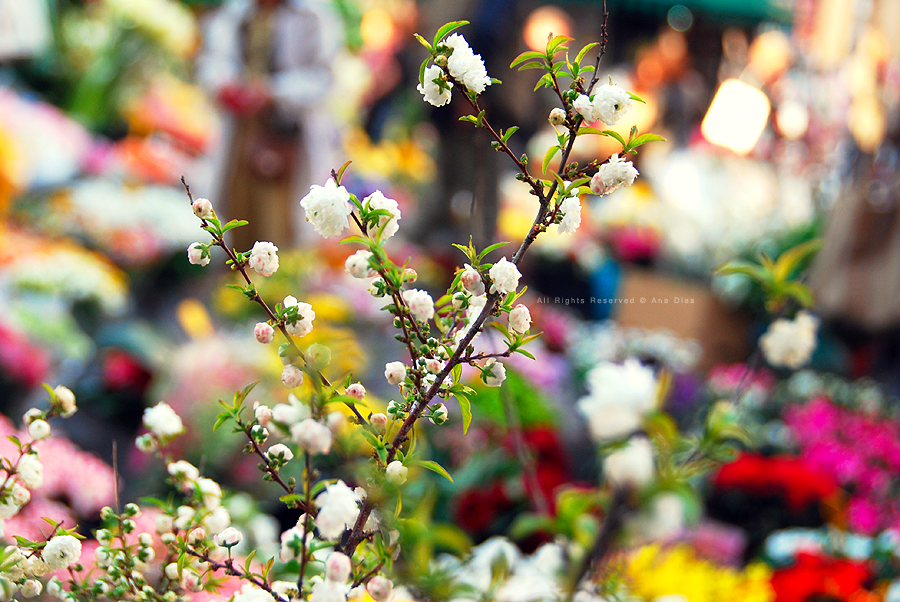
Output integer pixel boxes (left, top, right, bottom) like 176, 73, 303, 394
271, 395, 310, 426
27, 420, 50, 441
418, 64, 452, 107
311, 579, 351, 602
213, 526, 242, 547
577, 359, 656, 441
425, 358, 445, 374
324, 552, 352, 583
282, 365, 304, 389
314, 480, 359, 540
197, 477, 222, 509
760, 311, 819, 369
282, 295, 315, 338
384, 362, 407, 386
291, 418, 333, 455
300, 179, 352, 239
347, 383, 366, 399
445, 33, 492, 94
603, 437, 655, 488
187, 242, 209, 266
53, 385, 77, 417
508, 304, 531, 334
370, 413, 388, 430
42, 535, 82, 570
234, 583, 275, 602
364, 191, 402, 240
488, 258, 521, 295
591, 83, 633, 125
248, 241, 279, 277
20, 579, 41, 598
591, 154, 639, 196
254, 322, 275, 344
279, 523, 306, 562
345, 250, 375, 279
204, 506, 231, 535
573, 94, 601, 123
557, 193, 582, 235
483, 359, 507, 387
385, 461, 408, 486
402, 289, 435, 322
143, 402, 184, 440
17, 453, 42, 488
167, 460, 200, 482
192, 197, 214, 219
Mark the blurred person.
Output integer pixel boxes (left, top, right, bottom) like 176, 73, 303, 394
196, 0, 342, 250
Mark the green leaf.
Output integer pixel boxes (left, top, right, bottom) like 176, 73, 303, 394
415, 460, 454, 483
510, 51, 545, 69
772, 239, 822, 283
518, 62, 549, 71
533, 73, 554, 92
413, 33, 432, 53
627, 133, 666, 150
459, 115, 480, 126
601, 129, 627, 147
477, 241, 510, 261
542, 145, 560, 175
334, 160, 353, 185
510, 513, 556, 540
782, 281, 815, 308
418, 57, 430, 86
546, 35, 572, 57
221, 219, 249, 233
514, 348, 536, 360
279, 494, 304, 509
715, 261, 768, 283
339, 235, 369, 246
574, 42, 599, 66
212, 414, 230, 432
456, 390, 473, 434
501, 126, 519, 143
433, 21, 469, 47
629, 91, 647, 104
576, 126, 604, 136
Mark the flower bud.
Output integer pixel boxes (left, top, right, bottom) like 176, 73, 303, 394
53, 385, 77, 417
403, 268, 417, 282
429, 404, 449, 425
370, 413, 388, 431
251, 424, 269, 444
324, 552, 352, 583
187, 243, 210, 267
254, 322, 275, 344
22, 408, 43, 425
187, 528, 205, 545
192, 198, 214, 219
385, 461, 408, 486
549, 107, 567, 125
461, 267, 486, 296
425, 358, 444, 374
452, 292, 468, 310
124, 503, 141, 518
306, 343, 332, 371
367, 576, 394, 602
212, 526, 243, 548
266, 443, 294, 465
346, 383, 366, 400
384, 362, 407, 386
281, 365, 304, 389
27, 419, 50, 440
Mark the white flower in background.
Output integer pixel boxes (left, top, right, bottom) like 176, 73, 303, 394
346, 383, 366, 399
577, 359, 657, 441
42, 535, 82, 570
311, 579, 351, 602
192, 197, 214, 219
385, 461, 408, 486
271, 394, 310, 426
168, 460, 200, 482
281, 365, 304, 389
402, 289, 435, 322
213, 526, 242, 547
20, 579, 41, 598
205, 506, 231, 535
324, 552, 352, 583
384, 362, 407, 386
445, 33, 493, 94
418, 64, 452, 106
248, 241, 279, 277
291, 418, 333, 455
254, 322, 274, 344
370, 413, 388, 430
604, 437, 655, 488
187, 242, 209, 266
760, 310, 819, 369
367, 576, 394, 602
279, 522, 306, 562
461, 264, 486, 295
143, 402, 184, 440
345, 250, 375, 279
233, 583, 274, 602
314, 480, 359, 540
592, 83, 633, 125
483, 359, 507, 387
17, 453, 42, 488
197, 477, 222, 509
549, 107, 566, 126
489, 258, 521, 295
364, 191, 402, 239
27, 419, 50, 440
300, 179, 352, 238
53, 385, 77, 417
591, 154, 639, 196
635, 492, 686, 540
272, 581, 300, 600
508, 304, 531, 334
557, 193, 582, 235
425, 358, 445, 374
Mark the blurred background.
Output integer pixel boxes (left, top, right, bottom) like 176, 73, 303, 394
3, 0, 900, 594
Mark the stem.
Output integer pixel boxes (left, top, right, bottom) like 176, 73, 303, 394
574, 486, 628, 587
501, 386, 550, 516
184, 548, 290, 602
297, 452, 313, 595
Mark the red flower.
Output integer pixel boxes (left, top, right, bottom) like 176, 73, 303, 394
770, 552, 873, 602
712, 453, 838, 512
